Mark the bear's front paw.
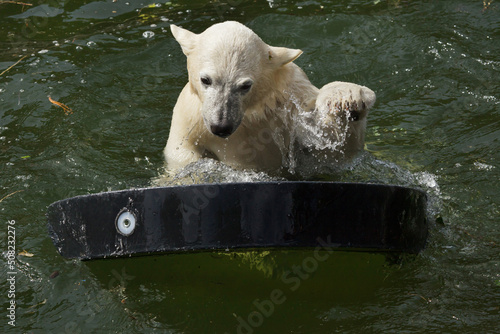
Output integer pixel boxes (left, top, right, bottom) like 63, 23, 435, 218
315, 81, 376, 124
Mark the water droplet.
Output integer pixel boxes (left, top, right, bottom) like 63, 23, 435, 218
118, 37, 124, 41
38, 49, 49, 54
87, 41, 96, 47
76, 46, 83, 51
143, 31, 155, 39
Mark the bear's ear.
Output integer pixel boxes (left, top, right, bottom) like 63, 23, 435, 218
170, 24, 197, 56
268, 46, 303, 67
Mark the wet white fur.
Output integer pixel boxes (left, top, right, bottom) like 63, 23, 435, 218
164, 21, 376, 172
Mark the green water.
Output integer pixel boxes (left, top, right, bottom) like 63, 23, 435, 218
1, 0, 499, 332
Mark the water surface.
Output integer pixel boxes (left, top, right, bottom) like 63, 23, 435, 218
1, 0, 499, 333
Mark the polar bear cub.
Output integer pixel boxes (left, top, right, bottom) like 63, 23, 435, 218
164, 21, 376, 173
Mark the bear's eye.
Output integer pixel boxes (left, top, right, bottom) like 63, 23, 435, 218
239, 80, 253, 92
200, 76, 212, 86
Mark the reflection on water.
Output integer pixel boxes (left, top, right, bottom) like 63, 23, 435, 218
0, 0, 499, 333
84, 251, 394, 333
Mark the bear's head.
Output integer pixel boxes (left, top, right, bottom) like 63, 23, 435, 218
171, 21, 302, 138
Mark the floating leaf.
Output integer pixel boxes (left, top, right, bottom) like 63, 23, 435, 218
29, 299, 47, 309
0, 2, 33, 6
0, 190, 23, 203
18, 250, 34, 257
48, 96, 73, 115
0, 54, 28, 77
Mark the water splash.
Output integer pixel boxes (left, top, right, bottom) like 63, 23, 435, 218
152, 159, 284, 187
142, 31, 155, 39
155, 95, 442, 219
336, 154, 443, 218
266, 92, 352, 176
291, 93, 350, 152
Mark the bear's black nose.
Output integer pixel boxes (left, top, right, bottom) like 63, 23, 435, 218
210, 124, 234, 138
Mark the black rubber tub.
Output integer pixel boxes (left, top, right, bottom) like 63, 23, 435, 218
47, 182, 428, 260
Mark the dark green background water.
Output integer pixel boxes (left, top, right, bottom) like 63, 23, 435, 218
1, 0, 498, 333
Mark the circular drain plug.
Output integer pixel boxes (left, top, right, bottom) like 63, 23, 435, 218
115, 209, 136, 236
